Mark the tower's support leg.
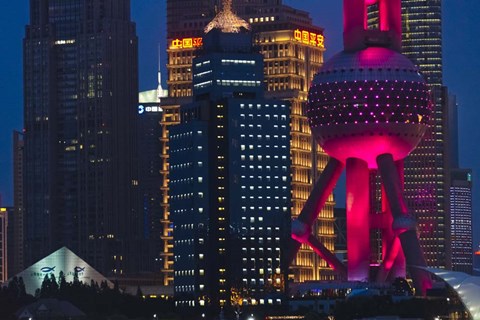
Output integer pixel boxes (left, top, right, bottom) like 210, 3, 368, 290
389, 244, 406, 282
288, 158, 344, 267
377, 167, 406, 282
388, 160, 406, 281
346, 158, 370, 282
376, 154, 432, 295
307, 234, 347, 278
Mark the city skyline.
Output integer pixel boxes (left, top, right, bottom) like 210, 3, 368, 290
0, 0, 479, 251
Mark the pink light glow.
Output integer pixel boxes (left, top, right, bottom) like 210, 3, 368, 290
292, 0, 431, 295
346, 159, 371, 281
313, 123, 425, 168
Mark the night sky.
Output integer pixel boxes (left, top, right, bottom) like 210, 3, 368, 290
0, 1, 478, 246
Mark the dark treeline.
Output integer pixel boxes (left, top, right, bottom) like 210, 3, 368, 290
0, 272, 175, 320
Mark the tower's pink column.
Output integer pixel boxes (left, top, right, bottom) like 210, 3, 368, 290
390, 160, 406, 280
346, 158, 371, 281
377, 154, 432, 295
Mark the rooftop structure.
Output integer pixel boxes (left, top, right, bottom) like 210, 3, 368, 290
204, 0, 250, 34
11, 247, 112, 295
426, 268, 480, 320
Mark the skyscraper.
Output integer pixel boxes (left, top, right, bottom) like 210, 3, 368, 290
447, 90, 473, 274
11, 131, 25, 275
23, 0, 138, 275
0, 207, 8, 282
368, 0, 450, 269
136, 91, 163, 273
170, 9, 290, 310
450, 169, 473, 274
166, 0, 331, 284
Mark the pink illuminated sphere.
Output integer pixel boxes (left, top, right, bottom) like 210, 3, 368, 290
307, 47, 432, 168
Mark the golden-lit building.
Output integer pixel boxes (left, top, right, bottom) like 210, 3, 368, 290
159, 98, 184, 286
165, 0, 334, 283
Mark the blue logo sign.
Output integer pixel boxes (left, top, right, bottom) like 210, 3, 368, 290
74, 266, 85, 273
41, 266, 56, 273
138, 105, 145, 114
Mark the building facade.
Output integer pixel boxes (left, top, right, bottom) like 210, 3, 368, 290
158, 98, 183, 285
166, 0, 332, 284
11, 131, 25, 276
136, 91, 164, 273
170, 19, 291, 310
0, 207, 8, 282
24, 0, 139, 275
449, 169, 473, 274
368, 0, 450, 269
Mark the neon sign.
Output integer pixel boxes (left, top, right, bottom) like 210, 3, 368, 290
294, 29, 325, 48
170, 37, 203, 49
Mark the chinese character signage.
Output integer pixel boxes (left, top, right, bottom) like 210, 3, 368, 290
170, 37, 203, 49
294, 29, 325, 48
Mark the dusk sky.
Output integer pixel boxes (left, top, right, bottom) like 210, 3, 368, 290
0, 1, 478, 245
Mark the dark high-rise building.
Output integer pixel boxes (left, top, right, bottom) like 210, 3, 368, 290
23, 0, 138, 275
170, 8, 290, 310
166, 0, 331, 284
0, 207, 9, 282
447, 91, 473, 274
368, 0, 450, 269
136, 90, 163, 273
449, 169, 473, 274
11, 131, 25, 276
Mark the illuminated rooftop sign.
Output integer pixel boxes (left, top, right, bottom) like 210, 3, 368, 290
169, 29, 325, 50
294, 29, 325, 48
138, 105, 162, 114
170, 37, 203, 50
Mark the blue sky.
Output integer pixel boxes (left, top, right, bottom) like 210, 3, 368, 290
0, 1, 478, 246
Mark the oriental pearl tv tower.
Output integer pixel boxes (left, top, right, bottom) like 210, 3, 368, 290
288, 0, 433, 295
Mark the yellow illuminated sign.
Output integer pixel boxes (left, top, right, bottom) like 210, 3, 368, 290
170, 37, 203, 49
0, 208, 6, 212
294, 29, 324, 48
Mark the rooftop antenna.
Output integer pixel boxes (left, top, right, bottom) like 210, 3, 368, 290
157, 43, 164, 102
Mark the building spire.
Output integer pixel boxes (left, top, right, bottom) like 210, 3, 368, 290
157, 43, 163, 101
204, 0, 250, 34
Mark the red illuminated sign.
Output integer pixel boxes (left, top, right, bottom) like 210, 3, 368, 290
170, 37, 203, 49
294, 29, 325, 48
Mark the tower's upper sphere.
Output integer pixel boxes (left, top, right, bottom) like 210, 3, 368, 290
307, 47, 432, 168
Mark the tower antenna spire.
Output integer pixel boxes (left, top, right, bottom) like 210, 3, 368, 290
157, 43, 163, 101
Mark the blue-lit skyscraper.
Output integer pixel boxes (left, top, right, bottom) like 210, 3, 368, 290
450, 169, 473, 274
170, 5, 290, 312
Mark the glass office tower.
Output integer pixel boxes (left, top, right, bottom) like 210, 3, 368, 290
368, 0, 450, 268
166, 0, 332, 284
170, 23, 290, 310
24, 0, 139, 275
450, 169, 473, 274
